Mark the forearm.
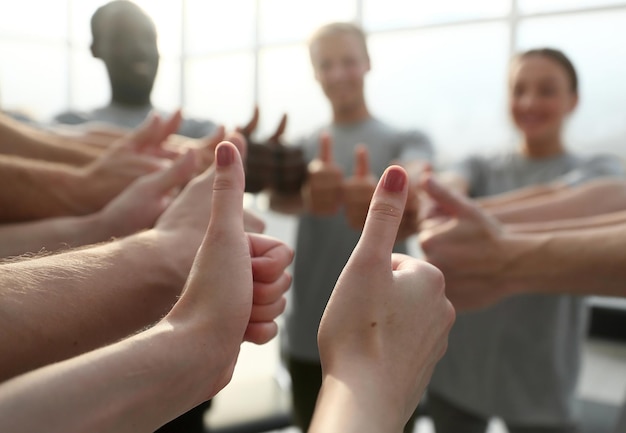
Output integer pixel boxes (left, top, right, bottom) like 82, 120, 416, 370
502, 227, 626, 297
0, 213, 110, 258
507, 209, 626, 234
0, 113, 99, 165
478, 183, 562, 210
0, 324, 208, 433
310, 374, 403, 433
0, 231, 184, 381
0, 155, 93, 221
490, 179, 626, 223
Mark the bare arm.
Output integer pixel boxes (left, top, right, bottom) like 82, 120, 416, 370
0, 112, 100, 164
0, 153, 196, 258
507, 208, 626, 234
489, 178, 626, 223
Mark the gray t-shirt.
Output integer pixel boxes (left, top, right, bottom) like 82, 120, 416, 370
429, 151, 625, 425
54, 103, 217, 139
284, 117, 433, 362
614, 401, 626, 433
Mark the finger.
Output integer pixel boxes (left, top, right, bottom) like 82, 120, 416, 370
128, 112, 161, 150
244, 209, 266, 234
244, 322, 279, 345
421, 175, 478, 219
249, 297, 287, 322
149, 151, 196, 194
159, 108, 183, 141
353, 144, 370, 178
205, 142, 246, 235
253, 272, 292, 305
318, 132, 333, 163
225, 131, 248, 161
268, 113, 288, 144
352, 165, 408, 264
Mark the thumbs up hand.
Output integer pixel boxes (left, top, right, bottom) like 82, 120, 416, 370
312, 166, 455, 433
344, 145, 377, 231
302, 132, 344, 215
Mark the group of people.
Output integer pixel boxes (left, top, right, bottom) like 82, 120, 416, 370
1, 1, 626, 432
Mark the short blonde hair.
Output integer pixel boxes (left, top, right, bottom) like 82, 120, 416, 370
308, 22, 370, 62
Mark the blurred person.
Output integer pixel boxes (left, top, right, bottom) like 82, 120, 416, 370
422, 48, 624, 433
268, 22, 433, 432
54, 0, 217, 139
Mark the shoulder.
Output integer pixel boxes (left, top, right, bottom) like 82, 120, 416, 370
579, 152, 625, 176
53, 110, 92, 125
178, 117, 219, 139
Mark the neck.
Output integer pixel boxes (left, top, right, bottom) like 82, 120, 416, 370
110, 87, 152, 108
519, 135, 566, 159
332, 101, 370, 125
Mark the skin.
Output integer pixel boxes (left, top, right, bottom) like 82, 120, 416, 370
310, 166, 455, 433
0, 142, 291, 432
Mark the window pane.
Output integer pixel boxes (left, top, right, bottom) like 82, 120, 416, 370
517, 11, 626, 157
69, 0, 108, 47
134, 0, 183, 57
0, 0, 67, 41
257, 45, 330, 143
363, 0, 511, 30
185, 0, 256, 55
258, 0, 357, 45
519, 0, 626, 14
69, 48, 110, 111
367, 23, 512, 164
184, 53, 255, 131
152, 57, 182, 112
0, 42, 68, 122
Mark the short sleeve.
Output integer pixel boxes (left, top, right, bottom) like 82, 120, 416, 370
445, 155, 487, 197
396, 130, 434, 162
559, 154, 626, 187
178, 118, 219, 139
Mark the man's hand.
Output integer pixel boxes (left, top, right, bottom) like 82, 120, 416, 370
418, 175, 517, 311
312, 166, 455, 433
302, 133, 343, 215
344, 145, 376, 230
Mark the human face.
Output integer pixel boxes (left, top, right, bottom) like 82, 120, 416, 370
310, 32, 370, 113
509, 55, 578, 143
94, 9, 159, 104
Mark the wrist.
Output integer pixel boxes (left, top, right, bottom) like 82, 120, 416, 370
311, 372, 404, 433
499, 230, 552, 296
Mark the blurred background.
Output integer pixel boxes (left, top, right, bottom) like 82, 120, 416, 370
1, 0, 626, 166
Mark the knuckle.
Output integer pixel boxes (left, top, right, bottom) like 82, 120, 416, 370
212, 176, 236, 192
368, 201, 403, 223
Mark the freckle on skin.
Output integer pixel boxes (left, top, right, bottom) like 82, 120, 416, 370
371, 322, 377, 327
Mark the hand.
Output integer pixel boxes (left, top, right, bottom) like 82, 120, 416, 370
96, 151, 197, 239
165, 141, 292, 398
418, 175, 513, 311
71, 112, 184, 213
302, 132, 344, 215
313, 166, 455, 433
344, 145, 376, 230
